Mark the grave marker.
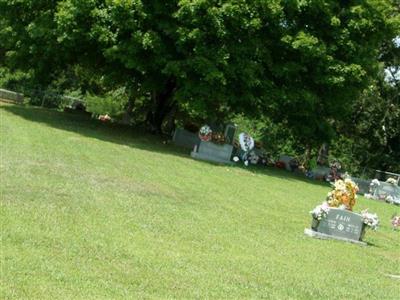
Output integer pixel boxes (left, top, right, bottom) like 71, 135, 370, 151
305, 208, 366, 245
173, 128, 200, 149
191, 141, 234, 164
224, 124, 237, 145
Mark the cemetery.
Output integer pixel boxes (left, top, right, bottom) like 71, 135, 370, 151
1, 1, 399, 298
1, 102, 399, 299
173, 123, 400, 208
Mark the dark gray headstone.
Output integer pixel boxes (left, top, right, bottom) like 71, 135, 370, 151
351, 177, 371, 194
279, 155, 294, 171
373, 182, 400, 202
191, 141, 233, 164
312, 208, 365, 241
173, 128, 200, 149
224, 124, 237, 145
311, 166, 331, 179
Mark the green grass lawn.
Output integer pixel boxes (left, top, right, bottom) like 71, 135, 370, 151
1, 102, 399, 299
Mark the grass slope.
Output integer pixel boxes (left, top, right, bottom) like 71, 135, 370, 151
1, 103, 399, 299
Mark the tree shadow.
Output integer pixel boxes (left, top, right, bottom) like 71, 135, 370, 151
2, 103, 188, 156
2, 104, 329, 188
365, 241, 380, 248
247, 165, 331, 188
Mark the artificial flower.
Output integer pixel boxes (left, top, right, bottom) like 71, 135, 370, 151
310, 202, 330, 220
327, 179, 358, 211
361, 209, 379, 230
199, 125, 212, 142
386, 178, 397, 185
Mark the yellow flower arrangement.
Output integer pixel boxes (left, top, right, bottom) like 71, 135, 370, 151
326, 178, 359, 211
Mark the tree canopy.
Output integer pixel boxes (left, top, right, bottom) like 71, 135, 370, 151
1, 0, 399, 171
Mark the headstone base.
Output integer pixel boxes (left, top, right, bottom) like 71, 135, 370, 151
191, 151, 234, 165
304, 228, 367, 246
191, 141, 234, 165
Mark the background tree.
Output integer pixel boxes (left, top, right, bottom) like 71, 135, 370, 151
332, 35, 400, 175
1, 0, 398, 170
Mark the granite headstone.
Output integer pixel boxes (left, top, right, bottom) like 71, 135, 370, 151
173, 128, 200, 149
311, 208, 365, 241
224, 124, 237, 145
191, 141, 234, 164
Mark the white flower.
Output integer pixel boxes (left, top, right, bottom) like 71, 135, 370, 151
385, 195, 394, 203
310, 202, 330, 220
361, 209, 379, 230
199, 125, 212, 135
334, 180, 346, 191
233, 156, 240, 162
371, 179, 380, 186
250, 155, 259, 164
364, 193, 373, 199
386, 178, 397, 185
238, 132, 254, 151
244, 160, 249, 166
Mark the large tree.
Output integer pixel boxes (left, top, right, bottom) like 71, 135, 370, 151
1, 0, 398, 139
332, 34, 400, 175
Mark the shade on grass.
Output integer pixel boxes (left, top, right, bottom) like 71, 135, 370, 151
1, 103, 399, 299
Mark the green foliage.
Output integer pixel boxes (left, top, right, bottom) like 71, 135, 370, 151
3, 1, 397, 132
331, 73, 400, 175
231, 114, 300, 158
1, 0, 399, 171
0, 0, 64, 85
85, 88, 128, 117
0, 67, 32, 92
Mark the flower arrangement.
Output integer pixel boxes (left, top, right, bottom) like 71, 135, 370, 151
329, 160, 342, 170
198, 125, 212, 142
361, 209, 379, 230
309, 179, 380, 239
98, 114, 111, 122
371, 179, 380, 187
366, 179, 380, 199
326, 160, 343, 182
275, 161, 286, 169
231, 133, 255, 166
385, 195, 394, 204
364, 193, 374, 199
326, 179, 359, 211
386, 177, 398, 185
310, 202, 330, 220
391, 215, 400, 230
211, 132, 225, 144
238, 132, 254, 152
248, 151, 260, 165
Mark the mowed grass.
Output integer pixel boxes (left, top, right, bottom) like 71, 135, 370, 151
1, 102, 399, 300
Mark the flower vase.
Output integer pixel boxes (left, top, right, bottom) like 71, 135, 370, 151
311, 218, 319, 230
359, 224, 367, 241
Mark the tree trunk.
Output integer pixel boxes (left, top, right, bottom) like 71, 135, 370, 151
164, 104, 178, 136
304, 144, 312, 168
147, 78, 176, 134
121, 95, 136, 125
